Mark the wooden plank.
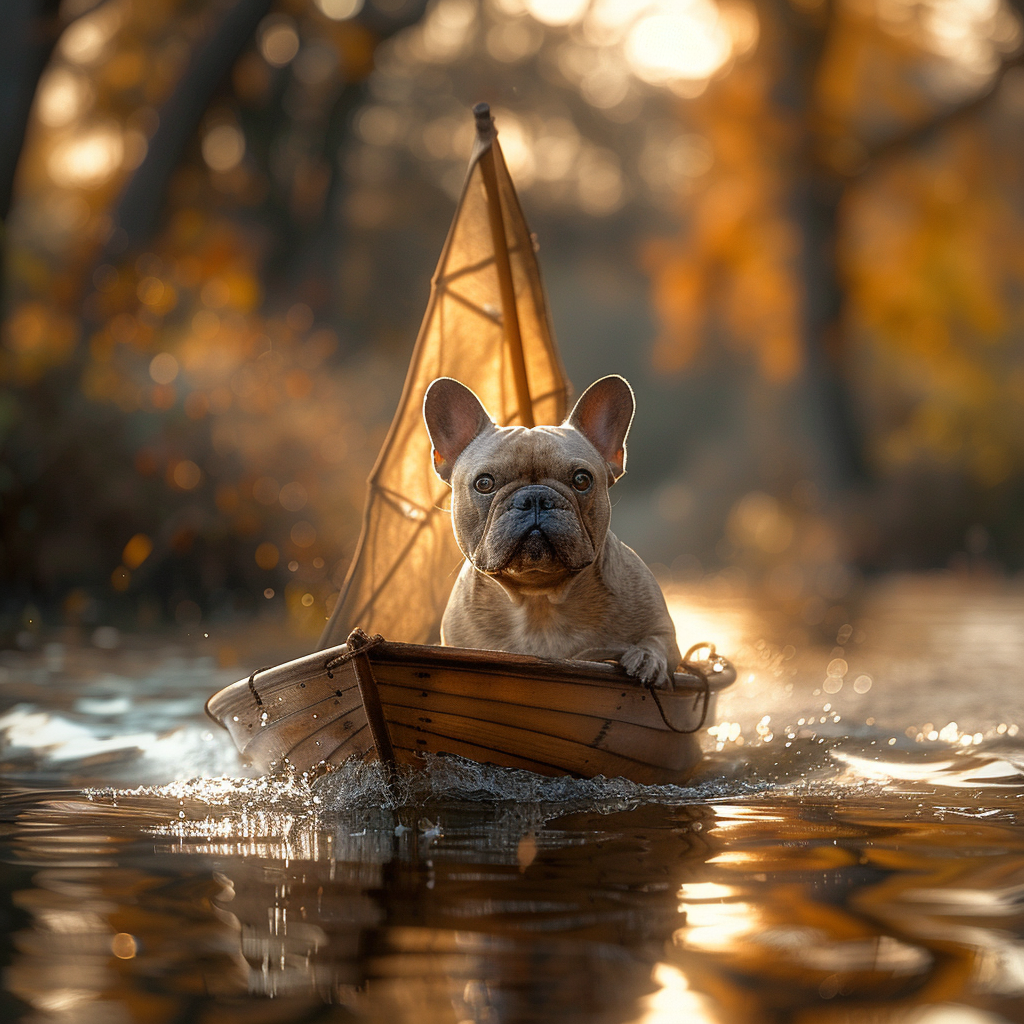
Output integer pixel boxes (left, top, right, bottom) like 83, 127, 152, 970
386, 720, 697, 785
372, 663, 709, 733
281, 719, 372, 771
377, 685, 698, 771
233, 699, 368, 770
382, 705, 697, 778
206, 661, 361, 748
387, 722, 566, 776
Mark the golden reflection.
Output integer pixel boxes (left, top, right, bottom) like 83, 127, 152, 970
148, 352, 178, 385
5, 785, 1024, 1022
832, 748, 1024, 786
677, 882, 744, 901
626, 962, 723, 1024
677, 900, 763, 952
664, 590, 754, 659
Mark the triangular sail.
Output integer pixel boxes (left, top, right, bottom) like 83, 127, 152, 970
319, 105, 571, 649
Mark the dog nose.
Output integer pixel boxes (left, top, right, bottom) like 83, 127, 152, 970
512, 486, 558, 513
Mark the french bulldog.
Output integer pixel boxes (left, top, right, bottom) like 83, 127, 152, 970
423, 374, 682, 688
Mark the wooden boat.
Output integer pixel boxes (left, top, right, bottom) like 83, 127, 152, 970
207, 630, 734, 784
207, 104, 736, 785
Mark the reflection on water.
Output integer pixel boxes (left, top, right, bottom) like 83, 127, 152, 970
4, 769, 1024, 1024
2, 580, 1024, 1023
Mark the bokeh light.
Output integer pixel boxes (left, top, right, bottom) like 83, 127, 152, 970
315, 0, 365, 20
3, 0, 1024, 635
625, 5, 733, 87
47, 124, 124, 188
201, 124, 245, 172
258, 16, 301, 68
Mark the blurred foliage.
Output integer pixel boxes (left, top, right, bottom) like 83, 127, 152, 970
0, 0, 422, 635
642, 0, 1024, 568
1, 0, 1024, 640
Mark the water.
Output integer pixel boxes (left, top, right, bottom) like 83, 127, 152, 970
2, 577, 1023, 1023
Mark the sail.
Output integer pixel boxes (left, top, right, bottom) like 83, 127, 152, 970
319, 104, 571, 649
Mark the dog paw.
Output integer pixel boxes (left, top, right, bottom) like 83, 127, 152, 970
621, 644, 672, 689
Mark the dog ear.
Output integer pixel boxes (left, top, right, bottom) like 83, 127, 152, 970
567, 375, 634, 483
423, 378, 495, 483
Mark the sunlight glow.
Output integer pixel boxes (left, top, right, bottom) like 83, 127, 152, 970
47, 124, 124, 188
36, 68, 92, 128
676, 882, 743, 901
675, 900, 761, 951
58, 3, 122, 65
526, 0, 591, 27
626, 962, 722, 1024
315, 0, 364, 19
587, 0, 653, 37
665, 593, 750, 658
31, 989, 95, 1013
626, 4, 733, 85
492, 109, 536, 186
875, 0, 1022, 100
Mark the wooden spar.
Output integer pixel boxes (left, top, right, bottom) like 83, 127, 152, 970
474, 102, 534, 429
345, 630, 397, 785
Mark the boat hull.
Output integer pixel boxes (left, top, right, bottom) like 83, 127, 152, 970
206, 640, 735, 785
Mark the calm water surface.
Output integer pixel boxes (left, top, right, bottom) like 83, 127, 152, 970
2, 576, 1023, 1024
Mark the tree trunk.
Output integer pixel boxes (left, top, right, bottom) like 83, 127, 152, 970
772, 0, 868, 491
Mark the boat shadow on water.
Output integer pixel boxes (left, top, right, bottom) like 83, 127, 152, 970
3, 742, 1024, 1024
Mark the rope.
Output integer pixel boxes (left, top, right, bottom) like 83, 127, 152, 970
644, 642, 715, 735
325, 628, 387, 678
246, 629, 388, 705
247, 666, 273, 707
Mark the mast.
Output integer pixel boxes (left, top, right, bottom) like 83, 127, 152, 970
317, 104, 569, 650
474, 102, 534, 428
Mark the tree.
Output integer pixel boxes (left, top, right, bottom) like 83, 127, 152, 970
644, 0, 1024, 565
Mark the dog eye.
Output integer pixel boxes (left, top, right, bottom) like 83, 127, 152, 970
571, 470, 593, 492
474, 474, 495, 494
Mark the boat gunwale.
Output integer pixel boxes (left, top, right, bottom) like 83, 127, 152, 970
369, 640, 735, 692
205, 639, 735, 730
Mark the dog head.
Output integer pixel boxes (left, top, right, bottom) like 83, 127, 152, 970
423, 375, 634, 598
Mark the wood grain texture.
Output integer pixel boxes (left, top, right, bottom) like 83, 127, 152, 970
206, 639, 734, 781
